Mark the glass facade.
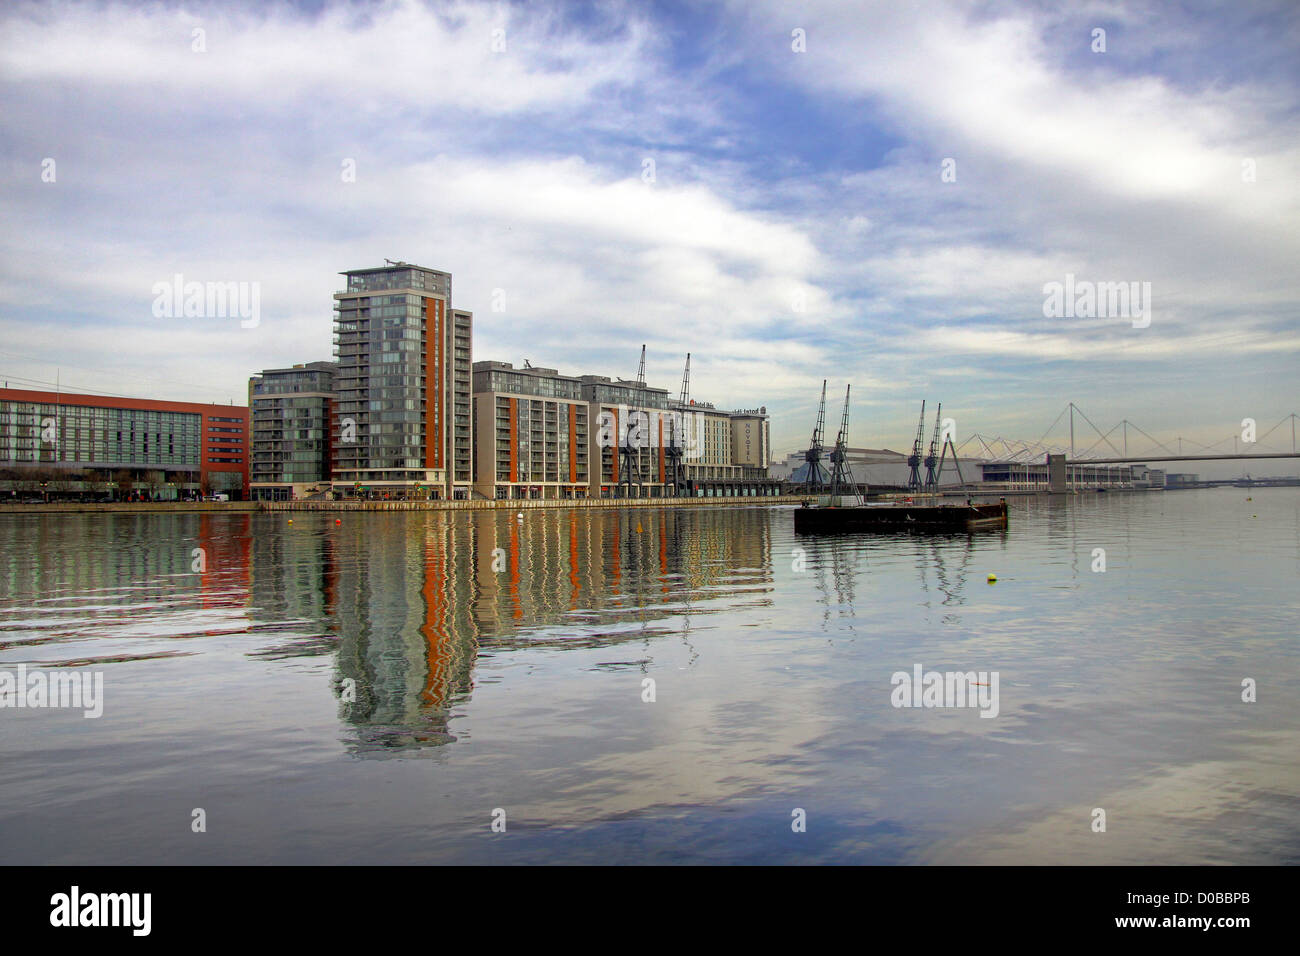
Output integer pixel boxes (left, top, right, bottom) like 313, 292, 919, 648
346, 267, 447, 295
0, 400, 201, 469
334, 291, 430, 478
249, 362, 336, 495
452, 310, 472, 484
580, 379, 671, 410
473, 365, 583, 401
0, 392, 248, 499
332, 265, 472, 497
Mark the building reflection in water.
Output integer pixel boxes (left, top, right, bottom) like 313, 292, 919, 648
248, 507, 773, 755
0, 512, 251, 612
0, 513, 254, 671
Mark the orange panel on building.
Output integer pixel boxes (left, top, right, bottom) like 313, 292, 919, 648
508, 397, 517, 482
424, 297, 445, 470
568, 404, 577, 484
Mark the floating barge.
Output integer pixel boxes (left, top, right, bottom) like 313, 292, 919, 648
793, 498, 1008, 534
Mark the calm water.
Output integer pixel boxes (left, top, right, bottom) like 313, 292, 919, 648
1, 489, 1297, 864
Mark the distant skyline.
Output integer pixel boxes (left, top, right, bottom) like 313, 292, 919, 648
2, 0, 1297, 477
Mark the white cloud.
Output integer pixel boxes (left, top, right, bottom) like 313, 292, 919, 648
0, 0, 1295, 459
1, 0, 652, 114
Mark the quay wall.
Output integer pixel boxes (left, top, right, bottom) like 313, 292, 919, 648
0, 487, 1139, 516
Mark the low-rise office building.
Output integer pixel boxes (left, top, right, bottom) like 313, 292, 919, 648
1130, 465, 1166, 489
980, 460, 1134, 489
0, 386, 248, 500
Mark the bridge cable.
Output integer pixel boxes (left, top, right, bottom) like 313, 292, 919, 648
1071, 405, 1125, 458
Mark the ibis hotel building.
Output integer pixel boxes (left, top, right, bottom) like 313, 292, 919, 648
331, 263, 473, 500
0, 387, 249, 500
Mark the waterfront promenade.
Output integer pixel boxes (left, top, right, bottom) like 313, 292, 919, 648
0, 495, 812, 515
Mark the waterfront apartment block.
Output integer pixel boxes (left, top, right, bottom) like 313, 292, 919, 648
248, 361, 337, 501
471, 362, 590, 499
0, 387, 248, 500
580, 373, 672, 497
472, 360, 778, 500
331, 263, 473, 499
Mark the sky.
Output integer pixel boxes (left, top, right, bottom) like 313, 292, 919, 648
1, 0, 1297, 472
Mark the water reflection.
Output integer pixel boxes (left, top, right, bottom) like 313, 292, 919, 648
918, 535, 976, 624
0, 514, 253, 658
2, 491, 1299, 863
809, 535, 863, 623
243, 507, 775, 754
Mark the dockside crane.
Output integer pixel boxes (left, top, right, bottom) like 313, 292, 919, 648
801, 380, 830, 494
618, 344, 646, 498
665, 353, 690, 496
906, 400, 927, 491
828, 385, 864, 503
923, 403, 943, 490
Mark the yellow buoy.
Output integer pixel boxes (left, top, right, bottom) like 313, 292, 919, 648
987, 573, 997, 583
